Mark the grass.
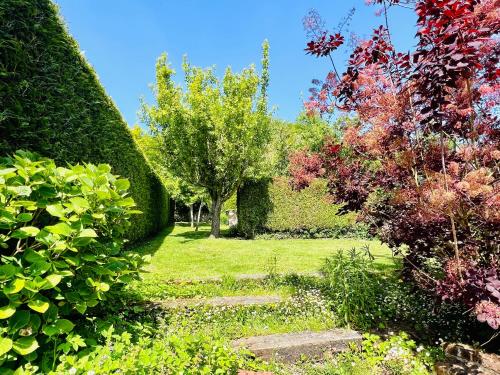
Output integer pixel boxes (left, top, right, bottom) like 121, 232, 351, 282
135, 223, 394, 281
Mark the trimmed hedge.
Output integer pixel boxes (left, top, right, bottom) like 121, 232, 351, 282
0, 0, 171, 241
237, 177, 366, 238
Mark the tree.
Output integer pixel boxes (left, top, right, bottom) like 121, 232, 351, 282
131, 125, 208, 229
303, 1, 499, 329
143, 41, 271, 238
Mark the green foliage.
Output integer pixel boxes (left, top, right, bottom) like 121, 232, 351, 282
143, 42, 271, 237
320, 247, 383, 329
263, 113, 336, 176
296, 332, 440, 375
0, 0, 171, 242
0, 151, 146, 372
131, 126, 208, 206
237, 177, 364, 238
53, 328, 263, 375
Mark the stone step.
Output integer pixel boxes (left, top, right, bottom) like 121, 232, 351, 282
232, 329, 362, 363
155, 295, 283, 309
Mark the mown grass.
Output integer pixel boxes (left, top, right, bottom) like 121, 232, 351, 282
135, 223, 394, 281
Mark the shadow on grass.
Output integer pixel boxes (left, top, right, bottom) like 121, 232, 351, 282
171, 222, 233, 243
132, 225, 175, 256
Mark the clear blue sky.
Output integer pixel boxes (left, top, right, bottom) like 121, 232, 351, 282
54, 0, 417, 126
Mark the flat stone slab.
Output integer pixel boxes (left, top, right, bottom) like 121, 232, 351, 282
157, 295, 283, 309
232, 329, 362, 363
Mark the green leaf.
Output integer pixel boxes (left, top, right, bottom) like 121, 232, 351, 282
7, 186, 31, 197
44, 274, 62, 288
11, 226, 39, 239
4, 278, 25, 294
8, 310, 30, 332
46, 204, 65, 218
78, 228, 97, 238
75, 303, 87, 314
16, 213, 33, 222
0, 337, 13, 357
0, 305, 16, 319
115, 179, 130, 191
12, 336, 39, 355
24, 249, 46, 263
0, 168, 16, 176
27, 296, 50, 313
46, 222, 73, 236
69, 197, 90, 213
42, 319, 74, 337
0, 264, 16, 281
97, 282, 110, 292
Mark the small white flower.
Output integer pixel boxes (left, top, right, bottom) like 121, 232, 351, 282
87, 371, 95, 375
69, 368, 77, 375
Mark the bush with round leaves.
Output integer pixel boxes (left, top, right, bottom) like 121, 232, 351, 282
0, 151, 146, 372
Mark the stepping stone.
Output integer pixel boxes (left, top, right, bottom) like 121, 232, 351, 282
156, 295, 283, 309
232, 329, 362, 363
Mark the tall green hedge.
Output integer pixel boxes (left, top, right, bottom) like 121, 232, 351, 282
237, 177, 363, 238
0, 0, 171, 241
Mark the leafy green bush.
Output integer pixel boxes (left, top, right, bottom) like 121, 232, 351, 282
237, 177, 365, 238
0, 0, 171, 242
298, 332, 441, 375
0, 151, 146, 372
320, 247, 383, 329
53, 327, 266, 375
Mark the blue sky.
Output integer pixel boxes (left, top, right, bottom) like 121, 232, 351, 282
54, 0, 417, 126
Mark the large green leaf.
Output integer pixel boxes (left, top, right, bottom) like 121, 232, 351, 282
27, 295, 50, 313
0, 264, 16, 281
115, 179, 130, 191
11, 226, 39, 239
7, 186, 32, 197
3, 278, 25, 294
78, 228, 97, 238
0, 337, 13, 357
8, 310, 30, 332
69, 197, 90, 213
43, 274, 62, 289
46, 222, 73, 236
46, 204, 65, 218
0, 305, 16, 319
12, 336, 39, 355
16, 213, 33, 222
42, 319, 75, 337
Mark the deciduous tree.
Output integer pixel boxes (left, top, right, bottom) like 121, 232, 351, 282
143, 42, 271, 237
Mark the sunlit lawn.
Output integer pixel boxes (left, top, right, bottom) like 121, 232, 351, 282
134, 223, 395, 280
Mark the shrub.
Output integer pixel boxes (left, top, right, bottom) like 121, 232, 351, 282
0, 151, 146, 372
320, 247, 383, 329
53, 328, 262, 375
237, 177, 364, 238
0, 0, 171, 242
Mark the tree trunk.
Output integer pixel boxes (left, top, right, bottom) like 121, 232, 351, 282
195, 202, 204, 232
210, 197, 222, 238
189, 203, 194, 228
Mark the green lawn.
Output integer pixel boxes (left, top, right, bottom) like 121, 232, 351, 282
135, 223, 394, 280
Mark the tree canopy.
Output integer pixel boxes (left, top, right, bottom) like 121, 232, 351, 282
143, 41, 271, 237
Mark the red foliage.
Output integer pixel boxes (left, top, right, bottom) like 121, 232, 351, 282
304, 0, 500, 329
288, 150, 324, 190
